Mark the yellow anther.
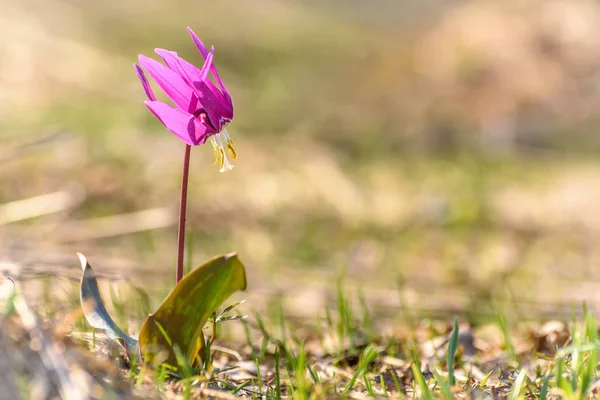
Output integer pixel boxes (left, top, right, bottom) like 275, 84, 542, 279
227, 139, 237, 160
213, 147, 220, 165
219, 148, 225, 169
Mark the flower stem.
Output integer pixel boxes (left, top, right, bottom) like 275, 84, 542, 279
176, 144, 191, 284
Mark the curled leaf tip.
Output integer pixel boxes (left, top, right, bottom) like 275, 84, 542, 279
76, 253, 87, 271
79, 254, 139, 356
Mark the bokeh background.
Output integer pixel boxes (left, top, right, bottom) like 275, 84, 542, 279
3, 0, 600, 324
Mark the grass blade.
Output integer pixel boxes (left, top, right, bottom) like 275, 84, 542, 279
509, 369, 527, 400
411, 346, 434, 400
539, 374, 551, 400
447, 316, 459, 387
431, 367, 453, 400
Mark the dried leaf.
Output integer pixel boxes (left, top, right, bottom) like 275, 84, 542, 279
78, 253, 139, 356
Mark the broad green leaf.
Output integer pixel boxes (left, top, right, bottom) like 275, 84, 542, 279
78, 253, 139, 355
138, 252, 247, 368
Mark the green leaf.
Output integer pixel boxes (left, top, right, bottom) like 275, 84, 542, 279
138, 252, 247, 368
447, 316, 459, 387
479, 369, 494, 388
78, 253, 139, 355
430, 367, 453, 400
508, 368, 527, 400
539, 374, 551, 400
412, 346, 434, 400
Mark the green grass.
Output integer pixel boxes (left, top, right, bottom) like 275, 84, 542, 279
6, 234, 599, 399
18, 269, 593, 399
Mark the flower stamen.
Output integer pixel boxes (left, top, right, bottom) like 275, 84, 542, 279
218, 148, 225, 169
210, 137, 220, 165
209, 132, 235, 172
227, 139, 237, 160
220, 154, 233, 173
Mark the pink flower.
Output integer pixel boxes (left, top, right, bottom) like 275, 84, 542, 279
135, 27, 236, 172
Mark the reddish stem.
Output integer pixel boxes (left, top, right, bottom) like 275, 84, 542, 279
176, 144, 191, 283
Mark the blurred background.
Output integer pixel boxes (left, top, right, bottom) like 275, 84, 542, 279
3, 0, 600, 324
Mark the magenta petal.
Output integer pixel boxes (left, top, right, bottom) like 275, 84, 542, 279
203, 46, 231, 102
187, 27, 209, 59
187, 28, 231, 99
155, 49, 199, 85
193, 80, 234, 131
138, 55, 199, 114
156, 48, 228, 109
195, 49, 230, 105
209, 63, 232, 104
144, 101, 212, 145
134, 64, 156, 101
199, 48, 214, 82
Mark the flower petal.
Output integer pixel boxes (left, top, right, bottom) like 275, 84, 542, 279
144, 101, 213, 145
196, 50, 229, 129
154, 49, 199, 86
154, 48, 229, 108
193, 80, 234, 131
199, 47, 214, 82
134, 63, 156, 101
138, 55, 199, 114
187, 27, 210, 59
187, 27, 232, 101
155, 47, 233, 131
